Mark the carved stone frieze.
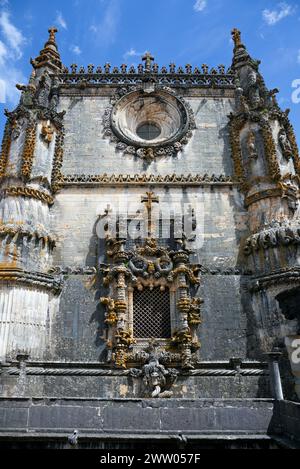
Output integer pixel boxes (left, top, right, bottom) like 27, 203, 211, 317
1, 186, 54, 205
244, 219, 300, 255
0, 268, 62, 293
0, 222, 56, 248
59, 173, 235, 187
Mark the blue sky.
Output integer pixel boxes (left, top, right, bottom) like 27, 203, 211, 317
0, 0, 299, 142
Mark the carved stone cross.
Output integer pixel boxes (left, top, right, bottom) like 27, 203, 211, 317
141, 191, 159, 238
231, 28, 241, 48
142, 52, 154, 71
48, 27, 58, 42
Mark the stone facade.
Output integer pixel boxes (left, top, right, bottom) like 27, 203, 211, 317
0, 27, 300, 448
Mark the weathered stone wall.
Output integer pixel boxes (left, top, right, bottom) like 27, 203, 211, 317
49, 183, 249, 362
59, 94, 235, 177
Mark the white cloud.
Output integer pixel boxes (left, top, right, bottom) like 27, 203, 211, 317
55, 11, 67, 30
123, 48, 145, 60
0, 11, 25, 58
193, 0, 207, 12
0, 78, 5, 103
0, 39, 7, 65
70, 44, 81, 55
90, 0, 120, 46
262, 2, 295, 25
0, 10, 26, 106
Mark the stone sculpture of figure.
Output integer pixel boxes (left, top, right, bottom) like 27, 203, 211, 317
154, 256, 173, 278
36, 70, 51, 108
49, 77, 60, 111
143, 353, 169, 397
242, 69, 263, 110
130, 341, 178, 398
11, 117, 25, 140
278, 129, 293, 161
128, 255, 149, 278
247, 131, 258, 160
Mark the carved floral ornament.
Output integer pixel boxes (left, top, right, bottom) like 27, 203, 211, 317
98, 191, 203, 370
103, 86, 196, 161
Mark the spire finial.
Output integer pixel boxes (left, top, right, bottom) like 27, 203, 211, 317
48, 27, 58, 44
31, 27, 63, 72
231, 28, 242, 48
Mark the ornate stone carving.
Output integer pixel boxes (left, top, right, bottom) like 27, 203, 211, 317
36, 71, 52, 108
41, 122, 54, 145
99, 192, 203, 370
247, 130, 258, 160
278, 128, 293, 161
21, 121, 36, 180
51, 129, 65, 193
59, 173, 234, 187
1, 186, 54, 205
103, 87, 196, 160
244, 219, 300, 255
0, 222, 56, 248
0, 268, 62, 293
129, 341, 178, 397
57, 62, 234, 88
0, 121, 12, 180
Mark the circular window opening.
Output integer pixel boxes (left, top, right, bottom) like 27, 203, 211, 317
136, 122, 161, 141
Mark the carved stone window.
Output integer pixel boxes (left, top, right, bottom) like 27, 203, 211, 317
133, 287, 171, 339
100, 191, 202, 369
104, 88, 196, 160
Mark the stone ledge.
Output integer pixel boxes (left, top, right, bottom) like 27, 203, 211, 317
0, 398, 274, 435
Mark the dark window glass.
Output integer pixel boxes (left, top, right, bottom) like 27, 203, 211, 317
133, 287, 171, 338
136, 122, 161, 140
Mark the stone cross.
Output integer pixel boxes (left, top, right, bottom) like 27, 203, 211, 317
48, 27, 58, 43
142, 52, 154, 71
231, 28, 241, 48
141, 191, 159, 238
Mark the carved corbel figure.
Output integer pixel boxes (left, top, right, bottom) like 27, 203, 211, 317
130, 341, 178, 397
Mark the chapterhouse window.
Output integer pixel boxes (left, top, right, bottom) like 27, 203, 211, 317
100, 190, 202, 369
133, 287, 171, 339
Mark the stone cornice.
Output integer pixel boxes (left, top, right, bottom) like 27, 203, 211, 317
0, 268, 62, 293
250, 267, 300, 291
